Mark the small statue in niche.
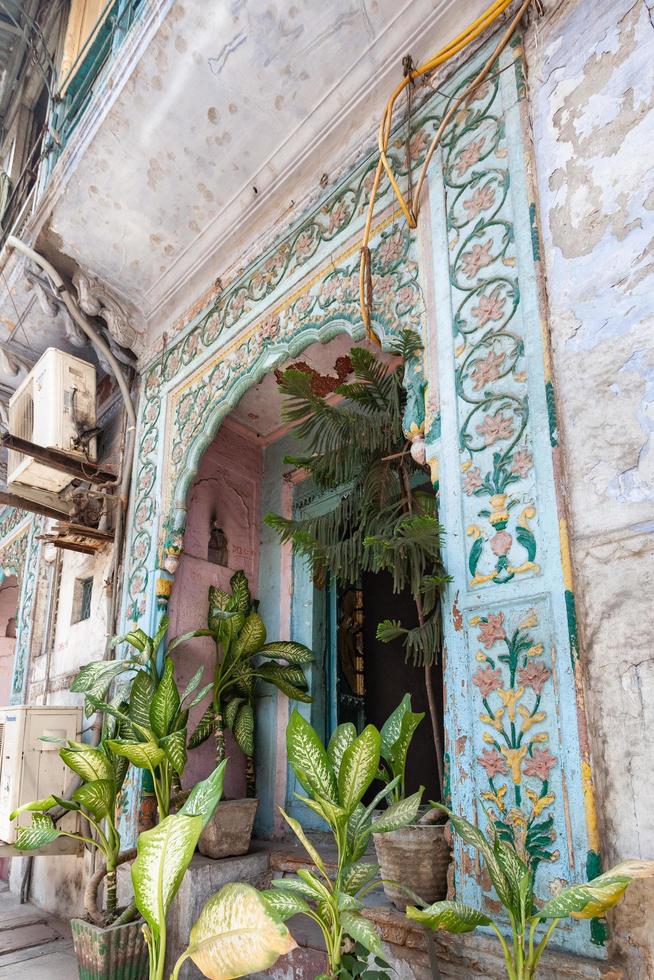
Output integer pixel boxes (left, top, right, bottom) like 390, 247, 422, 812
208, 520, 229, 566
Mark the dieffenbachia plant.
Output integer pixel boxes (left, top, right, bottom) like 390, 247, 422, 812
72, 618, 211, 819
406, 803, 654, 980
263, 709, 423, 979
132, 762, 296, 980
11, 737, 128, 924
169, 570, 313, 797
377, 694, 424, 805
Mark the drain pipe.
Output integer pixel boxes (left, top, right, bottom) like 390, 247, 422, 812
5, 236, 137, 657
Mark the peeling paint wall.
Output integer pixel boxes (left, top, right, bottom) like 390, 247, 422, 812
527, 0, 654, 975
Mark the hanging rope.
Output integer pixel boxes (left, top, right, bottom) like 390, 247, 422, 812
359, 0, 535, 343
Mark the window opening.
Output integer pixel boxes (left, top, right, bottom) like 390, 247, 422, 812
72, 575, 93, 623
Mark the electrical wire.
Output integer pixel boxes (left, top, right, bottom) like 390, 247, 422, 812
359, 0, 535, 341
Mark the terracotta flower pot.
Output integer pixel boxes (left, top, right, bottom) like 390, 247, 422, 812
71, 917, 148, 980
373, 821, 450, 910
197, 797, 259, 859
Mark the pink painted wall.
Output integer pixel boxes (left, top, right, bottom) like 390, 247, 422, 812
0, 578, 18, 707
167, 420, 263, 798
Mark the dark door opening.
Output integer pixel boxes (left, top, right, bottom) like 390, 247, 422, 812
332, 570, 443, 804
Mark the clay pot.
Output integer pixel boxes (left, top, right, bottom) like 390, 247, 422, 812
197, 797, 259, 859
372, 820, 451, 910
71, 918, 148, 980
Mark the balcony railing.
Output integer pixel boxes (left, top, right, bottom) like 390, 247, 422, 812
45, 0, 146, 175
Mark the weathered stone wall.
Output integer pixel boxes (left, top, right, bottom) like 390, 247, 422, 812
526, 0, 654, 975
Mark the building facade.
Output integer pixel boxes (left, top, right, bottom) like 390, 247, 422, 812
0, 1, 652, 976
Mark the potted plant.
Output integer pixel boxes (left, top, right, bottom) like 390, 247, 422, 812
263, 708, 422, 979
11, 736, 147, 980
129, 762, 296, 980
169, 569, 313, 859
407, 803, 654, 980
371, 694, 450, 909
71, 618, 209, 822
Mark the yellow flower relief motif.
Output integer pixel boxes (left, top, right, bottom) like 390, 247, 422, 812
482, 784, 507, 813
531, 732, 549, 743
476, 650, 487, 662
482, 731, 495, 744
498, 686, 525, 721
480, 708, 505, 732
526, 790, 555, 818
500, 745, 528, 783
519, 608, 538, 630
470, 615, 481, 626
518, 704, 546, 733
527, 643, 544, 658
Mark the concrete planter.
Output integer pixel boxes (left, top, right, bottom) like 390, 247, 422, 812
373, 822, 450, 910
197, 797, 259, 859
71, 917, 148, 980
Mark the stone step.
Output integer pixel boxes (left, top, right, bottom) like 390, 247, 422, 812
0, 922, 59, 955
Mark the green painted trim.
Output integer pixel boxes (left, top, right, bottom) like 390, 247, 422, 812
565, 590, 580, 667
587, 851, 609, 948
529, 202, 541, 262
545, 381, 559, 447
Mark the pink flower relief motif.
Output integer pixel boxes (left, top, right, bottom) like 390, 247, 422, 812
395, 284, 415, 309
523, 748, 557, 780
470, 350, 506, 391
461, 239, 493, 279
518, 661, 552, 695
478, 612, 506, 648
260, 313, 281, 338
455, 137, 486, 176
476, 411, 514, 446
511, 449, 533, 478
477, 748, 508, 778
327, 199, 349, 233
471, 288, 507, 327
462, 184, 496, 220
408, 129, 428, 161
473, 666, 503, 698
376, 230, 404, 268
465, 80, 491, 106
490, 530, 513, 557
463, 466, 483, 495
373, 274, 394, 298
294, 229, 316, 263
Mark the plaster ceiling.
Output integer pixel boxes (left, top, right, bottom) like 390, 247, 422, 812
228, 333, 397, 441
42, 0, 491, 336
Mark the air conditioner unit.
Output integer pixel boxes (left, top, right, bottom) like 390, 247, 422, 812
0, 705, 82, 847
7, 347, 97, 493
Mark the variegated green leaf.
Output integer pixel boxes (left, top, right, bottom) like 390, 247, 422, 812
343, 862, 379, 896
270, 877, 317, 899
262, 888, 310, 921
538, 860, 654, 920
106, 739, 165, 770
10, 796, 56, 819
233, 702, 255, 757
259, 641, 313, 665
70, 660, 135, 706
151, 616, 169, 657
149, 657, 180, 738
327, 723, 357, 778
370, 789, 422, 834
187, 682, 213, 710
184, 883, 297, 977
188, 705, 216, 749
286, 709, 337, 803
167, 628, 216, 654
255, 664, 312, 702
280, 808, 327, 875
379, 694, 411, 762
294, 791, 347, 832
435, 803, 513, 911
338, 725, 381, 813
347, 804, 372, 863
132, 811, 204, 941
60, 745, 113, 782
229, 571, 251, 613
160, 729, 187, 775
406, 901, 491, 934
390, 710, 424, 780
224, 697, 244, 731
341, 912, 383, 956
180, 760, 227, 829
180, 665, 205, 703
237, 612, 267, 655
130, 670, 155, 730
14, 813, 60, 851
72, 779, 114, 820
